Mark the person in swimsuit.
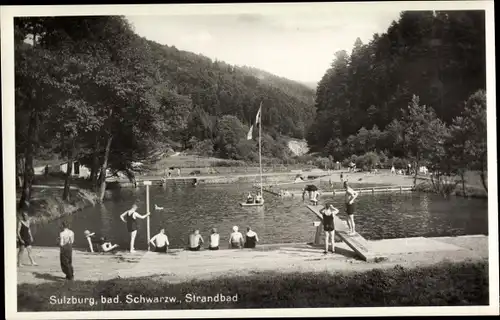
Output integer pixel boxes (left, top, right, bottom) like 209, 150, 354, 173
208, 228, 220, 250
344, 181, 359, 235
244, 227, 259, 249
189, 229, 204, 251
228, 226, 244, 249
17, 210, 37, 266
150, 228, 169, 253
302, 185, 319, 205
99, 236, 119, 253
58, 221, 75, 280
120, 204, 150, 253
320, 203, 339, 254
84, 230, 97, 253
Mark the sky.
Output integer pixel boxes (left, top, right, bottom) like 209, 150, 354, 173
126, 5, 403, 84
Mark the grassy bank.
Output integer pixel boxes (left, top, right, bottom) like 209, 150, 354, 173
17, 260, 488, 311
17, 186, 98, 225
414, 180, 487, 199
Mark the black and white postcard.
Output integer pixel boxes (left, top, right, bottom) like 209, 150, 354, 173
2, 1, 498, 319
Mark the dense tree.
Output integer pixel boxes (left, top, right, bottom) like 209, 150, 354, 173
309, 10, 486, 156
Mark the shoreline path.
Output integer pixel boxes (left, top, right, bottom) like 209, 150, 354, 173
17, 235, 487, 285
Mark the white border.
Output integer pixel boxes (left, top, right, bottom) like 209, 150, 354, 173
2, 1, 498, 319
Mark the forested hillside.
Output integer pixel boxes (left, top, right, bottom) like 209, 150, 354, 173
14, 16, 315, 206
308, 10, 487, 193
309, 10, 485, 155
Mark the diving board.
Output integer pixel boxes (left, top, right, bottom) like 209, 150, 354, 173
306, 205, 383, 262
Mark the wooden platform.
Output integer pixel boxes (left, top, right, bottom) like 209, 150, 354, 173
306, 205, 383, 262
263, 185, 415, 198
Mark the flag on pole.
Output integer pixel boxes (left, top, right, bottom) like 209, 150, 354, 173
247, 125, 254, 140
255, 102, 262, 125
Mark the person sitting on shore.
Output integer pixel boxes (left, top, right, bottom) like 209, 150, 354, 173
255, 191, 264, 204
150, 228, 169, 253
189, 230, 204, 251
244, 227, 259, 249
229, 226, 244, 249
208, 228, 220, 250
99, 236, 119, 253
84, 230, 97, 253
246, 192, 254, 204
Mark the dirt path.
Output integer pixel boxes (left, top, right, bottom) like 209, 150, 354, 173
16, 235, 488, 285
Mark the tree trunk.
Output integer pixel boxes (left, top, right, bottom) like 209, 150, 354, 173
62, 142, 75, 201
460, 171, 467, 197
16, 157, 25, 188
479, 155, 487, 193
90, 138, 101, 191
98, 135, 113, 202
18, 109, 38, 211
413, 160, 418, 187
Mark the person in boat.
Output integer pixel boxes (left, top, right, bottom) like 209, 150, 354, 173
255, 191, 264, 204
189, 229, 204, 251
246, 192, 254, 204
208, 228, 220, 250
17, 209, 38, 267
120, 204, 150, 253
99, 236, 119, 253
244, 227, 259, 249
320, 203, 339, 254
83, 230, 95, 252
229, 226, 244, 249
150, 227, 169, 253
344, 181, 359, 235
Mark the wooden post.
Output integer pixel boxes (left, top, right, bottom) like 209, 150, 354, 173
400, 186, 402, 193
144, 180, 152, 251
313, 221, 322, 245
372, 188, 374, 194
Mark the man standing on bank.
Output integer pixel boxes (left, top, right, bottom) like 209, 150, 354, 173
58, 221, 75, 280
320, 203, 339, 254
344, 181, 359, 235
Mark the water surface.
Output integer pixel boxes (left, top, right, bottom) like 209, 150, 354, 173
31, 184, 488, 250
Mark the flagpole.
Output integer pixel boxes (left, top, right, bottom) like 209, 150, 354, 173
259, 102, 263, 197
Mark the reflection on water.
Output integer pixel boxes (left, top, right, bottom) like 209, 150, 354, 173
30, 184, 488, 250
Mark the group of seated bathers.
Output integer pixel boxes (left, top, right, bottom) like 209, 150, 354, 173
85, 225, 260, 253
187, 226, 260, 251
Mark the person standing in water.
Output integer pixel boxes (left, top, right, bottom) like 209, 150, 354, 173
244, 227, 259, 248
344, 181, 359, 235
120, 204, 150, 253
320, 203, 339, 254
208, 228, 220, 250
17, 209, 37, 266
58, 221, 74, 280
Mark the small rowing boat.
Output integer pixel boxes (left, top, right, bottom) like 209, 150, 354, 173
240, 201, 264, 207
